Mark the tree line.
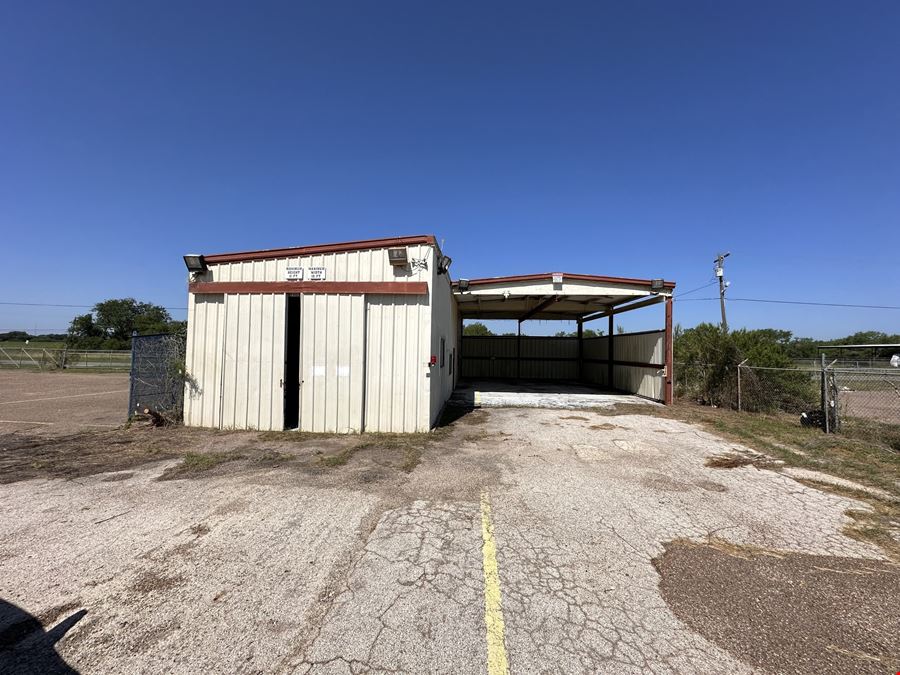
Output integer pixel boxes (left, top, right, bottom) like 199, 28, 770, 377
65, 298, 185, 350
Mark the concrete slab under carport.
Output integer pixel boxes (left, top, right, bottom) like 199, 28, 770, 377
449, 378, 658, 410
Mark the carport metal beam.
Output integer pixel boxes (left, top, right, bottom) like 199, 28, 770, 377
580, 295, 665, 323
665, 296, 674, 404
519, 295, 559, 322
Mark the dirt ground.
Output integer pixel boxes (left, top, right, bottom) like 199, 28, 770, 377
1, 373, 898, 674
0, 371, 129, 435
842, 389, 900, 425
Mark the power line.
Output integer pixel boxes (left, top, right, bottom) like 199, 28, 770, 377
676, 297, 900, 310
674, 280, 717, 298
0, 301, 188, 311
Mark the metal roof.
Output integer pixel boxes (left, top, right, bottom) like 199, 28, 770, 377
203, 235, 437, 264
454, 272, 674, 322
453, 272, 675, 289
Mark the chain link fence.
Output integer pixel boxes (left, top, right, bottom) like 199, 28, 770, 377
832, 368, 900, 426
128, 333, 186, 421
675, 360, 900, 431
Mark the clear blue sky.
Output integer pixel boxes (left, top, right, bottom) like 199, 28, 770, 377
1, 1, 897, 338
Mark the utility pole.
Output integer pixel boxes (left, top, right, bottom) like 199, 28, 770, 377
714, 252, 730, 331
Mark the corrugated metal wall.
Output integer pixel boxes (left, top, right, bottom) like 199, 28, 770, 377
583, 331, 664, 400
460, 336, 579, 380
612, 330, 664, 400
208, 244, 434, 284
365, 294, 431, 433
429, 273, 459, 425
185, 244, 436, 433
582, 336, 609, 387
184, 292, 286, 430
297, 294, 365, 433
460, 330, 665, 401
184, 294, 227, 428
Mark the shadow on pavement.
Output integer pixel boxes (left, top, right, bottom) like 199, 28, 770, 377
0, 599, 85, 674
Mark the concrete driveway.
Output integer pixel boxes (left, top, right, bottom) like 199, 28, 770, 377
1, 407, 896, 674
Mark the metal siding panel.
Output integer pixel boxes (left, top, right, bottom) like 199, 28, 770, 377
200, 296, 222, 427
196, 243, 435, 431
213, 295, 226, 426
365, 294, 429, 432
234, 293, 252, 428
221, 294, 240, 428
270, 294, 286, 431
258, 295, 274, 430
296, 293, 364, 433
429, 270, 457, 425
354, 294, 367, 432
246, 294, 262, 428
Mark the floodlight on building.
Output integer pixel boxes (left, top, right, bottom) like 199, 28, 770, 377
457, 278, 470, 292
183, 254, 207, 273
438, 255, 452, 275
650, 278, 665, 294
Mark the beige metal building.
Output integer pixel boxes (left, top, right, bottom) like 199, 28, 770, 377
182, 235, 674, 433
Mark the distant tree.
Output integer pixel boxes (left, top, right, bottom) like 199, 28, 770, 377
675, 323, 816, 411
67, 298, 181, 349
551, 328, 603, 338
463, 322, 494, 337
0, 331, 30, 342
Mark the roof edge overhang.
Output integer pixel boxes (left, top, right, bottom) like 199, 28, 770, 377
452, 272, 676, 290
203, 234, 438, 264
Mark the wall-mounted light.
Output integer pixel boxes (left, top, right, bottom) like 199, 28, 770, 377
183, 254, 207, 273
457, 278, 470, 292
438, 255, 452, 275
388, 247, 408, 266
650, 278, 665, 294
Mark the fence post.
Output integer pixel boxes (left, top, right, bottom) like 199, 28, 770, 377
737, 359, 748, 412
128, 332, 138, 418
831, 367, 841, 432
61, 344, 68, 369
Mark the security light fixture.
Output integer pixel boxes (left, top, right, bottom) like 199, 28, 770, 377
388, 247, 408, 266
457, 278, 470, 292
183, 254, 207, 273
650, 278, 665, 293
437, 255, 452, 275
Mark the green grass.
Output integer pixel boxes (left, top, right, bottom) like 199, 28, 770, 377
309, 432, 433, 471
158, 451, 244, 480
0, 340, 65, 349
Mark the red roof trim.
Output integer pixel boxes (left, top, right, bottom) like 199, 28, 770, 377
203, 235, 437, 264
452, 273, 676, 289
189, 281, 428, 295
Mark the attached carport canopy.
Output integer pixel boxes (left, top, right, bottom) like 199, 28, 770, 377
453, 273, 675, 322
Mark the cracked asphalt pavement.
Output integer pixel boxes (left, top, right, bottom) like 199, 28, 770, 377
2, 407, 897, 674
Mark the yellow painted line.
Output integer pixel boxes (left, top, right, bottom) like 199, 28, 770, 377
480, 492, 510, 675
